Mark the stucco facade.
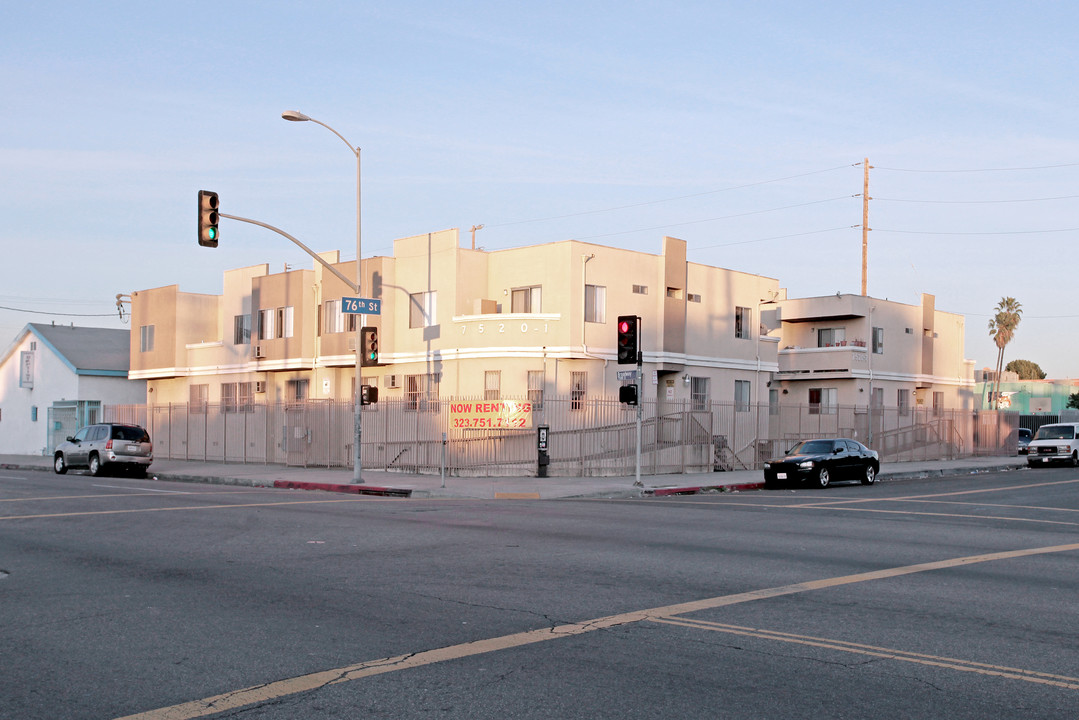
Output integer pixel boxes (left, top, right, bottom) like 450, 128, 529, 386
0, 324, 146, 455
129, 231, 784, 412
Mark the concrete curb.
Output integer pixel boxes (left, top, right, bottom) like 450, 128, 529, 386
273, 480, 412, 498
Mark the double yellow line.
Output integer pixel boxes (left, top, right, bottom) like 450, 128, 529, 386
118, 541, 1079, 719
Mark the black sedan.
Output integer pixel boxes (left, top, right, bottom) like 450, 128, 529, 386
763, 438, 879, 489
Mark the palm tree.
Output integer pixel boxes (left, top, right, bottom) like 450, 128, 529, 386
987, 297, 1022, 410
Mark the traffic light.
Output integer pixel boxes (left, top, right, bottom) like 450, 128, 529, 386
198, 190, 219, 247
361, 384, 378, 405
619, 384, 638, 405
616, 315, 640, 365
361, 326, 379, 366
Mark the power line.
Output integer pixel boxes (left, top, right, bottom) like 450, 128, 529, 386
875, 194, 1079, 204
875, 162, 1079, 173
486, 163, 859, 228
875, 227, 1079, 236
574, 196, 856, 241
0, 304, 119, 317
691, 225, 860, 252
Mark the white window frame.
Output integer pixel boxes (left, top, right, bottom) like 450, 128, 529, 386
735, 307, 751, 339
734, 380, 751, 412
584, 285, 605, 324
140, 325, 155, 353
410, 291, 437, 329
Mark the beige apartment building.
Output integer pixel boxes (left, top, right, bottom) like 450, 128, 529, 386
774, 292, 975, 414
129, 230, 784, 412
125, 229, 977, 473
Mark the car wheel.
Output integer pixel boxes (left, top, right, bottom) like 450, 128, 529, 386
862, 465, 877, 485
816, 467, 830, 488
1072, 453, 1078, 468
53, 454, 68, 474
88, 453, 102, 477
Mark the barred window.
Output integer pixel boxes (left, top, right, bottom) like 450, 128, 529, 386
690, 377, 709, 411
484, 370, 501, 401
527, 370, 544, 410
406, 373, 441, 411
735, 380, 751, 412
571, 371, 587, 410
189, 384, 208, 414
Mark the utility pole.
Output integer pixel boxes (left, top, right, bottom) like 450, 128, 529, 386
862, 158, 872, 296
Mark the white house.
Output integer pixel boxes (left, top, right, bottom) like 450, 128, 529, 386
0, 323, 146, 455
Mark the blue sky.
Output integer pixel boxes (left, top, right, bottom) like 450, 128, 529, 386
3, 1, 1077, 376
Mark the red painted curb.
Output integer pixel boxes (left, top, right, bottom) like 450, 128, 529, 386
273, 480, 411, 497
650, 482, 765, 496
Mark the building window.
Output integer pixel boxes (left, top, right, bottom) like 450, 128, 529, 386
405, 373, 440, 411
409, 291, 437, 329
511, 286, 541, 313
484, 371, 501, 401
570, 371, 587, 410
735, 307, 751, 340
688, 293, 702, 303
933, 391, 944, 417
871, 387, 884, 408
324, 300, 343, 334
233, 315, 251, 345
809, 388, 837, 415
287, 379, 309, 405
872, 326, 884, 354
259, 309, 274, 340
279, 306, 294, 338
221, 382, 254, 413
666, 287, 683, 300
584, 285, 605, 324
735, 380, 751, 412
769, 388, 780, 416
189, 384, 208, 414
898, 389, 910, 416
221, 382, 237, 412
140, 325, 155, 352
632, 285, 648, 295
817, 327, 846, 347
258, 307, 293, 339
528, 370, 544, 410
691, 377, 709, 411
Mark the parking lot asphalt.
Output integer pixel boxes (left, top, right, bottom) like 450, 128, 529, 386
0, 453, 1029, 499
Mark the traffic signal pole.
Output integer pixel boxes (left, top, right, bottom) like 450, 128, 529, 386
635, 350, 643, 487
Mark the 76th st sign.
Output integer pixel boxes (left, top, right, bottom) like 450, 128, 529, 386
342, 297, 381, 314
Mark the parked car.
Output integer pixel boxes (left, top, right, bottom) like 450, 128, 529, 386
1026, 423, 1079, 468
763, 438, 879, 489
1016, 427, 1032, 455
53, 423, 153, 477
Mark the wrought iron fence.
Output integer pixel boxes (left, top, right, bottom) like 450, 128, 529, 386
104, 397, 1019, 477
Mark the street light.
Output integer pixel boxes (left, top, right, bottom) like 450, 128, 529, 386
282, 110, 365, 484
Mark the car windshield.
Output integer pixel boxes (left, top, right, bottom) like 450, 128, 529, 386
789, 440, 834, 455
1034, 425, 1075, 440
112, 426, 150, 442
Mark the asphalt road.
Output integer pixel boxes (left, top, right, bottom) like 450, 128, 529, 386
1, 467, 1077, 719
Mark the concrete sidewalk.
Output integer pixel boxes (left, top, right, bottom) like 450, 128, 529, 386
0, 453, 1029, 500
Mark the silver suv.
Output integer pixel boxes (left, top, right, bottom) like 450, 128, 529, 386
53, 423, 153, 477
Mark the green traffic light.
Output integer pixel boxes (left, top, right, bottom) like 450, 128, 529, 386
208, 227, 217, 240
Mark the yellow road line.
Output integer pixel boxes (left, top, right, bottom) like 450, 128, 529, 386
653, 618, 1079, 689
115, 541, 1079, 720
